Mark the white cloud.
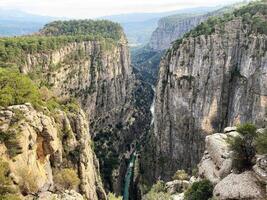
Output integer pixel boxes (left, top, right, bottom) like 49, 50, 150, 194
0, 0, 242, 18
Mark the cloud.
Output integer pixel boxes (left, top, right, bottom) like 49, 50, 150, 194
0, 0, 241, 18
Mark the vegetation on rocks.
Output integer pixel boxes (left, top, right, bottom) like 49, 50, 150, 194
54, 168, 80, 190
0, 19, 123, 71
184, 179, 213, 200
255, 129, 267, 154
0, 68, 41, 107
172, 0, 267, 51
227, 123, 267, 172
107, 193, 123, 200
0, 159, 20, 199
143, 181, 171, 200
172, 170, 189, 181
17, 167, 39, 195
0, 67, 81, 114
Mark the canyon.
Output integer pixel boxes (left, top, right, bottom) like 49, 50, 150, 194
0, 1, 266, 200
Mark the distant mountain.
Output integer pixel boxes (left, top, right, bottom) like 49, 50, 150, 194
0, 6, 220, 44
101, 6, 221, 46
0, 9, 58, 36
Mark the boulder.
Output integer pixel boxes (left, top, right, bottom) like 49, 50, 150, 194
213, 171, 266, 200
165, 180, 189, 194
171, 193, 184, 200
198, 133, 234, 183
253, 155, 267, 183
224, 126, 237, 133
32, 190, 84, 200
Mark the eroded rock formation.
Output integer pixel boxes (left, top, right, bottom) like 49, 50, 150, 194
152, 9, 267, 180
0, 103, 106, 199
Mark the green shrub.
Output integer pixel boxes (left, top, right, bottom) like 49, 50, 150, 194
143, 181, 171, 200
143, 181, 172, 200
107, 193, 122, 200
0, 68, 41, 108
228, 123, 257, 172
236, 123, 257, 137
184, 179, 213, 200
0, 194, 21, 200
255, 129, 267, 154
149, 180, 166, 193
17, 167, 39, 195
0, 127, 22, 158
54, 168, 80, 190
0, 160, 15, 195
143, 192, 172, 200
192, 168, 198, 177
172, 170, 189, 180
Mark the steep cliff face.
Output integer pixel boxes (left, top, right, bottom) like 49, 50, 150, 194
0, 103, 106, 199
148, 14, 208, 51
21, 37, 133, 128
0, 20, 152, 195
152, 3, 267, 180
148, 3, 244, 51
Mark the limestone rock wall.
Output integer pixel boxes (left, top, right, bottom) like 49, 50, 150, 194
148, 15, 209, 51
20, 36, 133, 126
0, 103, 106, 200
153, 17, 267, 180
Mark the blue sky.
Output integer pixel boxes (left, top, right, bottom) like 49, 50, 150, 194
0, 0, 243, 18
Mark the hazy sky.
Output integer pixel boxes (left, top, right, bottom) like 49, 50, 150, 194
0, 0, 242, 18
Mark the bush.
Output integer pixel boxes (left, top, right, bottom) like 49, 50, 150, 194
184, 179, 213, 200
143, 192, 172, 200
0, 68, 41, 108
236, 123, 257, 137
107, 193, 122, 200
0, 194, 21, 200
0, 159, 17, 195
255, 129, 267, 154
143, 181, 172, 200
54, 168, 80, 190
17, 167, 39, 195
228, 123, 257, 172
149, 181, 166, 193
172, 170, 189, 180
0, 110, 24, 158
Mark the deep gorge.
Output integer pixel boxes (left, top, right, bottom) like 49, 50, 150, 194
0, 1, 266, 200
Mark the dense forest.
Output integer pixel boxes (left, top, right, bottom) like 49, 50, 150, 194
0, 20, 123, 68
40, 20, 124, 41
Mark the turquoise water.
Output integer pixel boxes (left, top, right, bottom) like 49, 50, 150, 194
123, 152, 136, 200
122, 84, 155, 200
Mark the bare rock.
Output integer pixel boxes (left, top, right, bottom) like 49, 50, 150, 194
253, 155, 267, 183
171, 193, 184, 200
224, 127, 237, 133
198, 133, 234, 183
0, 104, 106, 200
165, 180, 189, 194
213, 171, 266, 200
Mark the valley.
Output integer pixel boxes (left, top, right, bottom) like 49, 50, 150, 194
0, 1, 266, 200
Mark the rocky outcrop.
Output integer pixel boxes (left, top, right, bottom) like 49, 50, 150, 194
253, 155, 267, 183
213, 171, 266, 200
0, 103, 106, 199
197, 127, 267, 200
165, 180, 189, 194
198, 130, 236, 184
153, 12, 267, 179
